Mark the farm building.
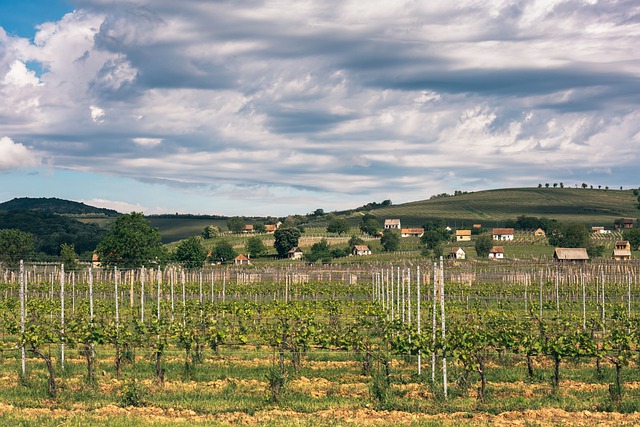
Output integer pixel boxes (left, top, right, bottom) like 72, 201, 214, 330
456, 230, 472, 242
534, 228, 546, 237
401, 228, 424, 237
265, 222, 282, 233
614, 218, 635, 229
488, 246, 504, 259
448, 247, 465, 260
352, 245, 371, 256
287, 247, 303, 260
243, 224, 254, 233
384, 219, 401, 229
612, 249, 632, 261
492, 228, 514, 241
553, 248, 589, 262
473, 224, 482, 229
615, 241, 631, 250
591, 226, 610, 234
234, 254, 251, 265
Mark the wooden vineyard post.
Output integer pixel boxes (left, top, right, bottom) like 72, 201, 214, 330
61, 264, 65, 369
141, 267, 145, 323
539, 271, 543, 320
417, 266, 421, 376
157, 267, 161, 322
390, 268, 394, 321
601, 270, 605, 332
431, 262, 437, 383
440, 256, 447, 400
582, 273, 586, 330
182, 269, 186, 326
199, 271, 203, 320
170, 268, 175, 322
20, 260, 26, 376
407, 269, 411, 325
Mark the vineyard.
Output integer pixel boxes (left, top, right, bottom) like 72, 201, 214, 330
2, 260, 640, 426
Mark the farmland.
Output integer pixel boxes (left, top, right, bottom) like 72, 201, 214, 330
2, 259, 640, 426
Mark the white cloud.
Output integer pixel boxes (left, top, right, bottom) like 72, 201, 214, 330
90, 105, 105, 123
2, 60, 41, 87
80, 198, 146, 214
132, 137, 162, 147
0, 137, 40, 170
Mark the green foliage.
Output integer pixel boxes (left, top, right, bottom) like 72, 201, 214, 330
174, 236, 208, 268
0, 196, 119, 216
0, 228, 35, 268
227, 217, 245, 233
211, 240, 236, 263
474, 234, 493, 258
359, 214, 382, 236
622, 228, 640, 249
548, 223, 589, 248
0, 210, 106, 256
60, 243, 79, 270
96, 212, 166, 268
348, 235, 365, 249
245, 236, 266, 258
306, 239, 332, 263
326, 218, 350, 235
380, 230, 400, 252
120, 380, 146, 407
586, 243, 606, 258
201, 225, 220, 239
273, 227, 301, 257
253, 222, 266, 234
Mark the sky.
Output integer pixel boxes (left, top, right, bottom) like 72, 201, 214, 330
0, 0, 639, 216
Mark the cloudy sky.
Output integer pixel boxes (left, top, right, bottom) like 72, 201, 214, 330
1, 0, 638, 216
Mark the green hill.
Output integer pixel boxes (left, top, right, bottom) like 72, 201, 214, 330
368, 187, 639, 228
0, 197, 119, 217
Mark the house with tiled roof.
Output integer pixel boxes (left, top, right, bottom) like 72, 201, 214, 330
492, 228, 514, 241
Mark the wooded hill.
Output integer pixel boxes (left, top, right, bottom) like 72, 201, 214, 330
0, 197, 119, 217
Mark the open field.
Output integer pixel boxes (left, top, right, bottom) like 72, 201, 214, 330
3, 261, 640, 425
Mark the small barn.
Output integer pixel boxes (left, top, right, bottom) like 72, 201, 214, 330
352, 245, 371, 256
534, 228, 546, 237
456, 230, 471, 242
448, 247, 465, 260
554, 248, 589, 262
488, 246, 504, 259
234, 254, 251, 265
384, 219, 401, 229
287, 247, 303, 260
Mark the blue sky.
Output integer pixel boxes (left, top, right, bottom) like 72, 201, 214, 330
1, 0, 639, 216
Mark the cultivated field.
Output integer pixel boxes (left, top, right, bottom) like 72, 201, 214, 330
3, 260, 640, 426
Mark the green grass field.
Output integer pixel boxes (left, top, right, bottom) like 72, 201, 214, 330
105, 187, 640, 244
371, 187, 639, 228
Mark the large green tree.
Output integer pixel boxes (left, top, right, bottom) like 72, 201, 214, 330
273, 227, 301, 257
474, 234, 493, 258
359, 214, 381, 236
0, 229, 35, 268
548, 224, 589, 248
211, 240, 236, 263
174, 236, 208, 268
380, 230, 400, 252
227, 217, 245, 233
326, 218, 350, 235
60, 243, 79, 271
245, 236, 266, 258
623, 228, 640, 249
95, 212, 166, 268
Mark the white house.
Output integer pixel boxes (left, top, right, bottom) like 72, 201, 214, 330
488, 246, 504, 259
401, 228, 424, 238
448, 247, 466, 260
287, 247, 303, 260
492, 228, 514, 241
352, 245, 371, 256
384, 219, 401, 229
456, 230, 471, 242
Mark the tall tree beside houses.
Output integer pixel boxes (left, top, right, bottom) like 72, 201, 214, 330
274, 227, 302, 257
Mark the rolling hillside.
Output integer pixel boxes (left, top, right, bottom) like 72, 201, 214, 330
367, 187, 639, 228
